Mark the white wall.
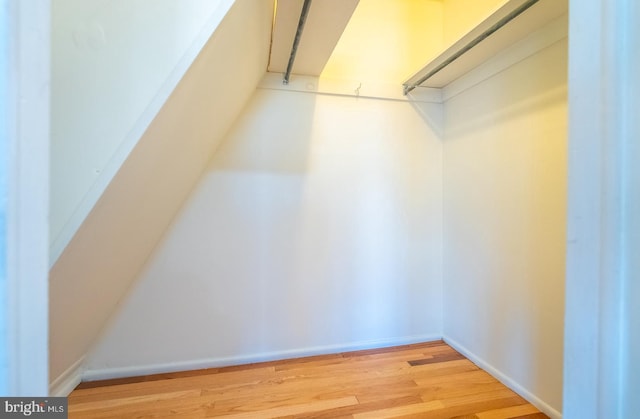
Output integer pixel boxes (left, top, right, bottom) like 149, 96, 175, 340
442, 28, 567, 418
84, 87, 444, 378
49, 0, 273, 393
50, 0, 236, 263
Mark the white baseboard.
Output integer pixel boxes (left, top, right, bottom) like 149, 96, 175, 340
82, 334, 442, 382
443, 335, 562, 419
49, 356, 84, 397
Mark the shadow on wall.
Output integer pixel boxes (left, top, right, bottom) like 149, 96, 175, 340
83, 87, 444, 374
210, 88, 315, 174
185, 89, 318, 353
50, 0, 236, 257
444, 39, 568, 141
49, 0, 273, 386
84, 90, 317, 369
407, 100, 445, 140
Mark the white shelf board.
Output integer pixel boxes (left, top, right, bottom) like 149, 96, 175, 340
403, 0, 568, 89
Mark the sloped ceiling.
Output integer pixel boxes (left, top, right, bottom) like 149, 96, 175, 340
49, 0, 274, 388
268, 0, 360, 76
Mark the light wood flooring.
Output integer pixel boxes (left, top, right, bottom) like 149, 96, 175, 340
68, 341, 548, 418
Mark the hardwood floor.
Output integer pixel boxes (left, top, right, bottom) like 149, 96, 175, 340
68, 341, 548, 418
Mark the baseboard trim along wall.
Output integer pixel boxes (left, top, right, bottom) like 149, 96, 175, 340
443, 336, 562, 419
49, 332, 562, 416
49, 356, 84, 397
82, 334, 442, 383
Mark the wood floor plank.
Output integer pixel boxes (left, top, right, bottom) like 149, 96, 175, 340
420, 381, 513, 404
207, 396, 358, 418
281, 395, 424, 419
351, 399, 445, 418
436, 387, 526, 408
70, 367, 277, 404
69, 393, 218, 419
473, 403, 541, 418
509, 414, 549, 419
408, 350, 467, 366
68, 341, 548, 418
417, 388, 532, 419
75, 369, 223, 390
201, 369, 421, 414
200, 367, 417, 405
339, 340, 446, 357
209, 389, 357, 415
414, 369, 497, 387
69, 389, 201, 413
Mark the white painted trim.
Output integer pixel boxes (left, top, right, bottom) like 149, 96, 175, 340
49, 0, 237, 266
444, 336, 562, 419
259, 72, 443, 103
49, 356, 84, 397
5, 0, 50, 397
82, 334, 442, 382
0, 0, 10, 396
563, 0, 637, 417
442, 13, 568, 102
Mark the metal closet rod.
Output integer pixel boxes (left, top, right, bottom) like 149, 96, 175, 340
283, 0, 313, 85
403, 0, 539, 95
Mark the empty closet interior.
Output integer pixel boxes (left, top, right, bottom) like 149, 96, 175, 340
49, 0, 568, 416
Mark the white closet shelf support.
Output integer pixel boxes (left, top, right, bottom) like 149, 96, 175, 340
403, 0, 567, 94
